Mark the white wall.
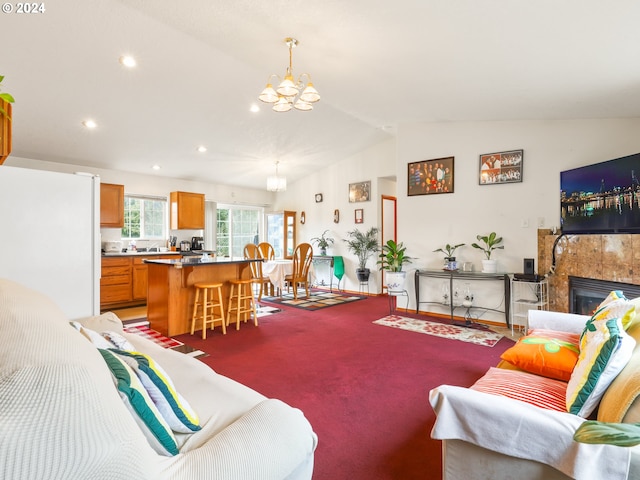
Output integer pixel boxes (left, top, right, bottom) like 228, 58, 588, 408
397, 117, 640, 320
273, 139, 396, 293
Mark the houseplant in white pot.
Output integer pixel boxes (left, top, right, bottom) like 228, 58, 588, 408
471, 232, 504, 273
343, 227, 379, 282
377, 239, 413, 292
310, 229, 334, 256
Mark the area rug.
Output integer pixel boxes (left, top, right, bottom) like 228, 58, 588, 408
261, 289, 367, 311
373, 315, 503, 347
123, 323, 206, 358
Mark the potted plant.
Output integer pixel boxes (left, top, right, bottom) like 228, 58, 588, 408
343, 227, 379, 282
311, 229, 334, 256
433, 242, 465, 270
377, 239, 413, 292
0, 75, 14, 119
471, 232, 504, 273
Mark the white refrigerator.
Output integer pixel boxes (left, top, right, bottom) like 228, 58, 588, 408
0, 166, 100, 320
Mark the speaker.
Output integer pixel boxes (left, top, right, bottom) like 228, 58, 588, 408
524, 258, 535, 275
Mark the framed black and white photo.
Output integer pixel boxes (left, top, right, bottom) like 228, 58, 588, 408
479, 149, 523, 185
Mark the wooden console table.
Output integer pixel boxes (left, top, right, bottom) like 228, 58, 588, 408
414, 269, 512, 326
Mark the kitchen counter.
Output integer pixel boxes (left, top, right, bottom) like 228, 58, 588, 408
102, 251, 181, 257
145, 257, 260, 336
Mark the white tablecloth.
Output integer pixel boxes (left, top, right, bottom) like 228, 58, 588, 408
262, 260, 315, 294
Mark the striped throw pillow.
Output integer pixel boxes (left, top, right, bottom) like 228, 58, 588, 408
471, 367, 567, 412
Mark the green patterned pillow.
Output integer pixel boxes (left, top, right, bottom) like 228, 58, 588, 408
98, 349, 179, 456
567, 298, 636, 417
111, 349, 201, 433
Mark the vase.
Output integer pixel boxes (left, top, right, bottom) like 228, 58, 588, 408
481, 259, 497, 273
356, 268, 370, 282
385, 271, 407, 293
320, 247, 327, 256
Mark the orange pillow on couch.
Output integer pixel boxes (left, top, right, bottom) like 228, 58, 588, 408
500, 329, 580, 381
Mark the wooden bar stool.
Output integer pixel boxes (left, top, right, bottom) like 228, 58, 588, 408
191, 282, 226, 339
227, 278, 258, 330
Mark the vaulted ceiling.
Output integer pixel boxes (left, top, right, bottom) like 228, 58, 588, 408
2, 0, 639, 189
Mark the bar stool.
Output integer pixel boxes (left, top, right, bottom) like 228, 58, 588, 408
191, 282, 226, 339
227, 278, 258, 330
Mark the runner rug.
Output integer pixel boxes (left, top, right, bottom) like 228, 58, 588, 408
261, 289, 366, 311
373, 315, 503, 347
123, 322, 207, 358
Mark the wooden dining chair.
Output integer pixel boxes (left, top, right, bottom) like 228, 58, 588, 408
243, 243, 271, 300
285, 242, 314, 300
258, 242, 276, 260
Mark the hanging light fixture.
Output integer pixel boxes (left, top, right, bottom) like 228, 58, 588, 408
266, 161, 287, 192
258, 37, 321, 112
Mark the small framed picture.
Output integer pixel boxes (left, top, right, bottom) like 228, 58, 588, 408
349, 181, 371, 202
479, 149, 523, 185
407, 157, 454, 196
315, 193, 323, 203
355, 208, 364, 224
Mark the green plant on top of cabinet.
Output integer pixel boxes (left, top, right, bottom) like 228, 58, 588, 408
170, 191, 205, 230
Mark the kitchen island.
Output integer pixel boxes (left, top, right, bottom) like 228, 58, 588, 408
144, 257, 260, 336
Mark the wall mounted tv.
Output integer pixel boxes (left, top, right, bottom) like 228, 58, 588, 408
560, 152, 640, 234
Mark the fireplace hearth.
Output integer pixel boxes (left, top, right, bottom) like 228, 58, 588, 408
569, 276, 640, 315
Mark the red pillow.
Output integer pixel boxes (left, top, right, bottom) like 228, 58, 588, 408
500, 329, 580, 381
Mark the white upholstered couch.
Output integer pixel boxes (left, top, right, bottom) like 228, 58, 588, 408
0, 278, 318, 479
430, 308, 640, 480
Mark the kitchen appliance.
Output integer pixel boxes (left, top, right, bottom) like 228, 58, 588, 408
180, 241, 191, 252
0, 166, 100, 319
104, 240, 122, 253
191, 236, 204, 251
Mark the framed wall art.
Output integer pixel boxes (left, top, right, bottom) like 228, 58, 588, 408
355, 208, 364, 224
479, 149, 523, 185
349, 181, 371, 202
407, 156, 454, 196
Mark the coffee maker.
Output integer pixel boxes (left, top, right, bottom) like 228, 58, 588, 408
191, 236, 204, 251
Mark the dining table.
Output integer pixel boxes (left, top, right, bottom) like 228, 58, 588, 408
262, 259, 315, 296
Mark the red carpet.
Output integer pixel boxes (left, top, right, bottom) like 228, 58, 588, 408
174, 295, 514, 480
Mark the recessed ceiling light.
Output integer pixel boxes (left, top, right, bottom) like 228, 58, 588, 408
197, 145, 207, 153
250, 104, 260, 113
152, 165, 161, 171
82, 119, 97, 129
119, 55, 137, 68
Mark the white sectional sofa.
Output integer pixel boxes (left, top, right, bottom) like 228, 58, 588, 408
430, 306, 640, 480
0, 278, 318, 479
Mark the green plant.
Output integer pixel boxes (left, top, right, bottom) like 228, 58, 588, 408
0, 75, 15, 120
343, 227, 379, 270
377, 239, 413, 272
433, 243, 465, 259
310, 229, 334, 250
471, 232, 504, 260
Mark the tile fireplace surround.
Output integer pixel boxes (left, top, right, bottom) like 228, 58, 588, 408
537, 230, 640, 312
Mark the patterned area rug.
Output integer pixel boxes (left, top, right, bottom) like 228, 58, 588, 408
373, 315, 503, 347
123, 323, 206, 358
261, 289, 367, 311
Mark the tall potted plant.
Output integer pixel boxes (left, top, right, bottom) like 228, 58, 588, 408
343, 227, 379, 282
377, 239, 413, 292
310, 229, 334, 256
471, 232, 504, 273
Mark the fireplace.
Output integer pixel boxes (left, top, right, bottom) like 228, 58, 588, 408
569, 276, 640, 315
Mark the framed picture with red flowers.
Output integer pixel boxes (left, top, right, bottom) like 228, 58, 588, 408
408, 156, 454, 196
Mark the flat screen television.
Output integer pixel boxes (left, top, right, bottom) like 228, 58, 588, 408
560, 152, 640, 234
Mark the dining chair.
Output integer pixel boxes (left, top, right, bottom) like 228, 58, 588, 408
257, 242, 276, 260
243, 243, 271, 300
285, 242, 314, 300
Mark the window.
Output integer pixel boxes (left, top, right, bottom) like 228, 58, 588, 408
216, 204, 263, 258
122, 195, 167, 239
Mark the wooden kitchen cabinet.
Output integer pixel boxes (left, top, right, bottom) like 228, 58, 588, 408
170, 191, 205, 229
100, 256, 132, 307
100, 183, 125, 228
132, 257, 149, 300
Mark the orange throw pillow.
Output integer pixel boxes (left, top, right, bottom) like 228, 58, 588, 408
500, 329, 580, 381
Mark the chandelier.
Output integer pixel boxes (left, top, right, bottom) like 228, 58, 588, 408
266, 161, 287, 192
258, 37, 321, 112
